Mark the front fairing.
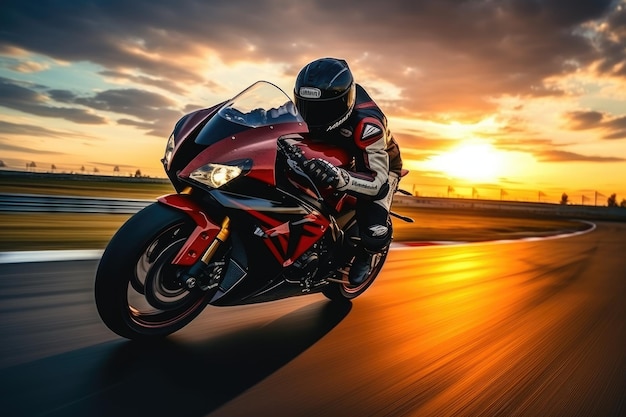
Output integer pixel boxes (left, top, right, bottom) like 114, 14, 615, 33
175, 81, 308, 187
179, 122, 306, 186
172, 102, 225, 149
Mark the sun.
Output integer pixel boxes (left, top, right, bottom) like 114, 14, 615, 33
424, 141, 505, 183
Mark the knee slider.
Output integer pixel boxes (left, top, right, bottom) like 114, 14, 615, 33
360, 223, 392, 252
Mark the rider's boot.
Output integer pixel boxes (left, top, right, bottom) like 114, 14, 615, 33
349, 248, 376, 286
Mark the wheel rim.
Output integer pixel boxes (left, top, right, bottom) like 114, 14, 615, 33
126, 223, 208, 329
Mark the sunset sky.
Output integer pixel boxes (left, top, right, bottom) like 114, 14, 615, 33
1, 0, 626, 204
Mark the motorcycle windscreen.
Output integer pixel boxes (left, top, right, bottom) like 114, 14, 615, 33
195, 81, 305, 147
194, 114, 250, 147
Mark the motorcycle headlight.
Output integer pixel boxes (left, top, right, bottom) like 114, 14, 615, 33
162, 133, 176, 168
189, 163, 243, 188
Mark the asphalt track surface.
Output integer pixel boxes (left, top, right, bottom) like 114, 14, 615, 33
1, 221, 625, 417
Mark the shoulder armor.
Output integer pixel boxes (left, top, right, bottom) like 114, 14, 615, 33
353, 117, 384, 149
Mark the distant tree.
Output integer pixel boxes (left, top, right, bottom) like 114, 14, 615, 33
560, 193, 569, 205
0, 160, 5, 167
134, 169, 142, 178
80, 165, 85, 174
93, 167, 99, 173
607, 193, 618, 207
621, 199, 626, 208
114, 165, 120, 175
51, 164, 57, 172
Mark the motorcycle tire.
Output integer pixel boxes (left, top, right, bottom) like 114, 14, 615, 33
322, 243, 389, 301
94, 202, 223, 340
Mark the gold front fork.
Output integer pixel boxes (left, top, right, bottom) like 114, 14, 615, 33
200, 216, 230, 264
180, 186, 230, 265
182, 215, 231, 290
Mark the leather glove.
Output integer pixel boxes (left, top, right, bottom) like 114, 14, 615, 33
302, 158, 349, 189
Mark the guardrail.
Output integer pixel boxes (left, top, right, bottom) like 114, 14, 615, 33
0, 193, 153, 214
2, 193, 626, 221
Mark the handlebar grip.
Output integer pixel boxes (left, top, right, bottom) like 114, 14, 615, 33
279, 139, 307, 165
277, 138, 324, 202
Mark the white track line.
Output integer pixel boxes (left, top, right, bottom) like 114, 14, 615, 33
0, 249, 104, 264
390, 220, 596, 250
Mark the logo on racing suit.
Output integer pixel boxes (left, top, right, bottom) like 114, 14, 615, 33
326, 109, 353, 132
361, 123, 382, 141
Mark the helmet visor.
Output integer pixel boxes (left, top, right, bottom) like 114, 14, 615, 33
295, 85, 355, 130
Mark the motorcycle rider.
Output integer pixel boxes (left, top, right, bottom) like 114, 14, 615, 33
294, 57, 403, 286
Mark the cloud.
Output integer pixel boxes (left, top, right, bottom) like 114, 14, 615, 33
74, 88, 177, 121
394, 132, 453, 150
117, 107, 180, 137
605, 115, 626, 131
0, 0, 623, 118
52, 87, 183, 135
1, 0, 626, 185
0, 76, 182, 136
8, 60, 49, 73
0, 76, 107, 124
0, 139, 65, 155
491, 135, 626, 163
99, 70, 189, 96
535, 149, 626, 162
565, 110, 605, 129
497, 137, 557, 151
563, 110, 626, 139
0, 119, 68, 137
602, 130, 626, 139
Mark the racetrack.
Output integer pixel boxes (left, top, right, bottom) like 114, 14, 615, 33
0, 220, 625, 417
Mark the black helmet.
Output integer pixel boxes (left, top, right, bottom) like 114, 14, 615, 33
294, 58, 356, 133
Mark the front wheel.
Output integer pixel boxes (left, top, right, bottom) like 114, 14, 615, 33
322, 243, 389, 301
94, 202, 225, 340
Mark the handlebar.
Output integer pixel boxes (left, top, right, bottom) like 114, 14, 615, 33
277, 138, 324, 201
278, 138, 306, 165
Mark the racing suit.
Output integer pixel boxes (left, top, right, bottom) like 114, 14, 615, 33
309, 84, 403, 275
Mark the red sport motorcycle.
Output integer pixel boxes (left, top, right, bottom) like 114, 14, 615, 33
95, 81, 409, 340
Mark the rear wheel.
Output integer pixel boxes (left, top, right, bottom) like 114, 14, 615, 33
322, 243, 389, 301
94, 203, 226, 340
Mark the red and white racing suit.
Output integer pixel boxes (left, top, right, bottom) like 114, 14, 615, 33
315, 84, 403, 252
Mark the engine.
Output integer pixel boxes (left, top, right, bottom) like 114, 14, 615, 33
283, 244, 320, 288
